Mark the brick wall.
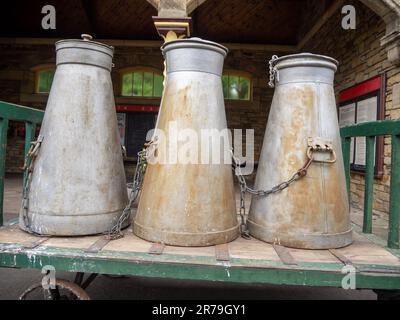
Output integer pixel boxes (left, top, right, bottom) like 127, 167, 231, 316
304, 0, 399, 218
0, 1, 396, 218
0, 43, 276, 174
5, 128, 25, 173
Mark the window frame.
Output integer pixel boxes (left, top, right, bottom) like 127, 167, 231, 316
32, 64, 56, 95
222, 70, 252, 101
119, 67, 164, 99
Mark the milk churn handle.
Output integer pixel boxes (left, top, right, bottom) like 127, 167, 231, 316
307, 138, 337, 164
268, 55, 279, 88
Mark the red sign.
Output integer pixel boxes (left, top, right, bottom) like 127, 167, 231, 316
339, 76, 381, 103
116, 105, 160, 112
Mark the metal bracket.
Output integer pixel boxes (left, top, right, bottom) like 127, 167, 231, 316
22, 237, 50, 249
329, 249, 358, 271
307, 137, 337, 163
84, 238, 111, 253
148, 243, 165, 255
215, 244, 230, 262
273, 244, 298, 266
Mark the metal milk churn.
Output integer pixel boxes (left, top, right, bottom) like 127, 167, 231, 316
133, 38, 239, 246
19, 35, 129, 236
247, 53, 352, 249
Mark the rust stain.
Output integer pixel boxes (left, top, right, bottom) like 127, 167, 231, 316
135, 78, 238, 246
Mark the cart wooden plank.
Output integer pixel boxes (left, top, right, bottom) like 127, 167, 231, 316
1, 223, 400, 290
1, 224, 400, 266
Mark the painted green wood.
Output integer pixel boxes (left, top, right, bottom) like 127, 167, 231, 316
342, 137, 351, 200
0, 102, 43, 227
388, 135, 400, 249
340, 120, 400, 248
0, 242, 344, 271
1, 248, 400, 289
364, 136, 375, 234
341, 120, 400, 138
0, 101, 44, 124
0, 118, 9, 227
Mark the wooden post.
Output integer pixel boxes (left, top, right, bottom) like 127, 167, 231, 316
342, 137, 351, 202
0, 118, 9, 227
388, 134, 400, 249
363, 136, 375, 234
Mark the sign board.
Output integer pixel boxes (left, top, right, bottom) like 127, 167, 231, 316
338, 75, 385, 176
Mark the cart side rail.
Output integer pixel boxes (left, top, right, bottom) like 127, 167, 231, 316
0, 101, 44, 226
341, 120, 400, 249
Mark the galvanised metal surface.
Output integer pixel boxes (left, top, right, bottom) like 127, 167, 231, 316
248, 53, 352, 250
19, 36, 128, 236
134, 38, 239, 247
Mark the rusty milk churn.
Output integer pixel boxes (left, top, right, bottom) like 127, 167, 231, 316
19, 34, 129, 236
247, 53, 352, 249
133, 38, 239, 246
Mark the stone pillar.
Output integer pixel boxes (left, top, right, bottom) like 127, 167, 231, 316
359, 0, 400, 64
153, 0, 192, 43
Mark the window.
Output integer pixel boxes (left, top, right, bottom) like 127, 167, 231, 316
338, 75, 386, 177
222, 73, 251, 100
121, 69, 164, 97
36, 68, 55, 93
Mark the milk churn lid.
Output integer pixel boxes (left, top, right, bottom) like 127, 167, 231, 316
55, 34, 114, 71
272, 53, 338, 72
161, 37, 228, 57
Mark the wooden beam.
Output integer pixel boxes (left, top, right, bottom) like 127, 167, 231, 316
222, 42, 296, 53
80, 0, 96, 35
146, 0, 159, 9
0, 37, 296, 52
187, 0, 209, 14
297, 0, 345, 50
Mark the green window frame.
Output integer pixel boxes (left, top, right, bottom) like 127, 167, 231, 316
222, 73, 251, 101
36, 69, 55, 94
121, 70, 164, 98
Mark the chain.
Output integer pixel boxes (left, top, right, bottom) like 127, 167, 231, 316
21, 136, 44, 230
107, 140, 156, 240
231, 151, 251, 239
268, 55, 279, 88
231, 149, 314, 239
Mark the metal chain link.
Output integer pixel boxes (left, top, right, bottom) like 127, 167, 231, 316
268, 55, 279, 88
231, 149, 314, 239
21, 136, 44, 230
230, 150, 251, 239
107, 140, 157, 240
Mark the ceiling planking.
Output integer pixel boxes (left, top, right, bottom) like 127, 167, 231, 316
0, 0, 334, 45
0, 0, 158, 40
192, 0, 306, 45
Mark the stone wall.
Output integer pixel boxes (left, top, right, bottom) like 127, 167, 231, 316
304, 0, 399, 218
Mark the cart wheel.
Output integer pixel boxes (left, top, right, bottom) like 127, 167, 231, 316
374, 290, 400, 301
19, 279, 90, 300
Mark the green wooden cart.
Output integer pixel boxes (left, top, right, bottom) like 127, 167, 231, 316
0, 101, 400, 300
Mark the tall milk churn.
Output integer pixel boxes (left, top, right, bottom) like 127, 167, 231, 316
19, 35, 129, 236
133, 38, 239, 246
247, 53, 352, 249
